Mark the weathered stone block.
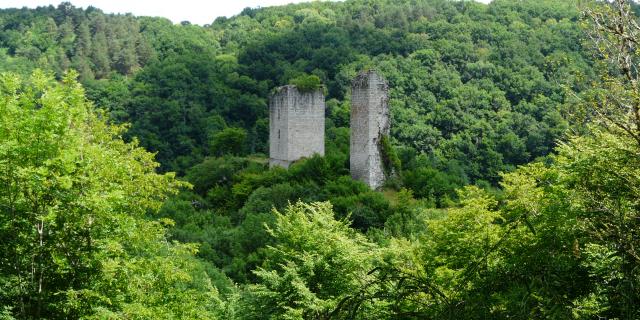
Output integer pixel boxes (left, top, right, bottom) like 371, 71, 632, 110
350, 70, 390, 189
269, 85, 325, 168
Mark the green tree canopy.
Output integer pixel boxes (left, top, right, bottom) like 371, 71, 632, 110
0, 70, 225, 319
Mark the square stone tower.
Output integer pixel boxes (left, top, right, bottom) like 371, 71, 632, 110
350, 70, 390, 189
269, 85, 325, 168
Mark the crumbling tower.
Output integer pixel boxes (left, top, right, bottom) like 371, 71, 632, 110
269, 85, 325, 168
350, 70, 390, 189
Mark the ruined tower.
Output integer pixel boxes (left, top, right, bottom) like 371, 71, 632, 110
350, 70, 390, 189
269, 85, 325, 168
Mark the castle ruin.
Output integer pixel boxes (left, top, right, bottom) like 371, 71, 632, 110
269, 85, 325, 168
350, 70, 390, 189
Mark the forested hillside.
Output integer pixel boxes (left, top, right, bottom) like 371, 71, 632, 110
1, 0, 639, 319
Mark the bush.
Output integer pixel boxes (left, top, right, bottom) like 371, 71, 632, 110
288, 74, 322, 92
210, 127, 247, 156
379, 134, 402, 177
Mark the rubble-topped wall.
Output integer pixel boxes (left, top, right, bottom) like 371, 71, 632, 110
269, 85, 325, 168
350, 70, 390, 189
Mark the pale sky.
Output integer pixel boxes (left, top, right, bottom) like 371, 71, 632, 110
0, 0, 492, 26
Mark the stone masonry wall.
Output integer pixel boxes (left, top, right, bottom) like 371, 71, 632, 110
269, 85, 325, 168
350, 70, 390, 189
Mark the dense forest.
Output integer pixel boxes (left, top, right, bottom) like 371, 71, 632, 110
1, 0, 639, 319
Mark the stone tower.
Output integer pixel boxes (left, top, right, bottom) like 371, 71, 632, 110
269, 85, 325, 168
350, 70, 390, 189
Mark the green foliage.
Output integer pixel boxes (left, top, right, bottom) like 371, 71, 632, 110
288, 74, 322, 92
379, 134, 401, 178
553, 130, 640, 317
0, 5, 150, 79
210, 127, 248, 156
0, 0, 590, 186
0, 71, 224, 319
0, 4, 221, 80
3, 1, 639, 319
382, 189, 430, 238
238, 202, 378, 319
123, 52, 268, 173
331, 115, 640, 319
